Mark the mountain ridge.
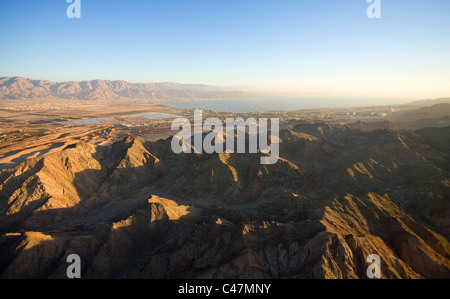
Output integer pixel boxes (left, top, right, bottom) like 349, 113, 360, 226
0, 76, 249, 102
1, 123, 449, 278
406, 97, 450, 107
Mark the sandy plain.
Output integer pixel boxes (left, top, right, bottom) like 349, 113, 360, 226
0, 101, 186, 170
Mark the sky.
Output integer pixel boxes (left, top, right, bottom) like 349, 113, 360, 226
0, 0, 449, 102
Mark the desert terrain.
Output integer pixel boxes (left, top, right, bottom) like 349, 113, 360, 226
0, 78, 449, 279
0, 101, 188, 170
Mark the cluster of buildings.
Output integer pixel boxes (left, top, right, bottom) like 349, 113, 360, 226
196, 107, 401, 123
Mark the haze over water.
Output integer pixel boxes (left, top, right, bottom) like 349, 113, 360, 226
166, 97, 403, 113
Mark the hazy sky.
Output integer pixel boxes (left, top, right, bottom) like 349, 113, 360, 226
0, 0, 449, 100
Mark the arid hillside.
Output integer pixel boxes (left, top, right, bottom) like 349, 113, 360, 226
390, 103, 450, 129
0, 123, 449, 279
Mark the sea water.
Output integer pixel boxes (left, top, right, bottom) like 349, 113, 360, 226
165, 97, 395, 113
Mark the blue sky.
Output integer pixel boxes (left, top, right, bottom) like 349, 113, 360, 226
0, 0, 449, 101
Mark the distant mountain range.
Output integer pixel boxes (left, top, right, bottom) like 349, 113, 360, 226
0, 77, 249, 101
2, 76, 449, 108
407, 97, 450, 107
388, 103, 450, 129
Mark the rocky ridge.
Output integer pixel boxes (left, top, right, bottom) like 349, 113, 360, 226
0, 123, 449, 278
0, 77, 247, 101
